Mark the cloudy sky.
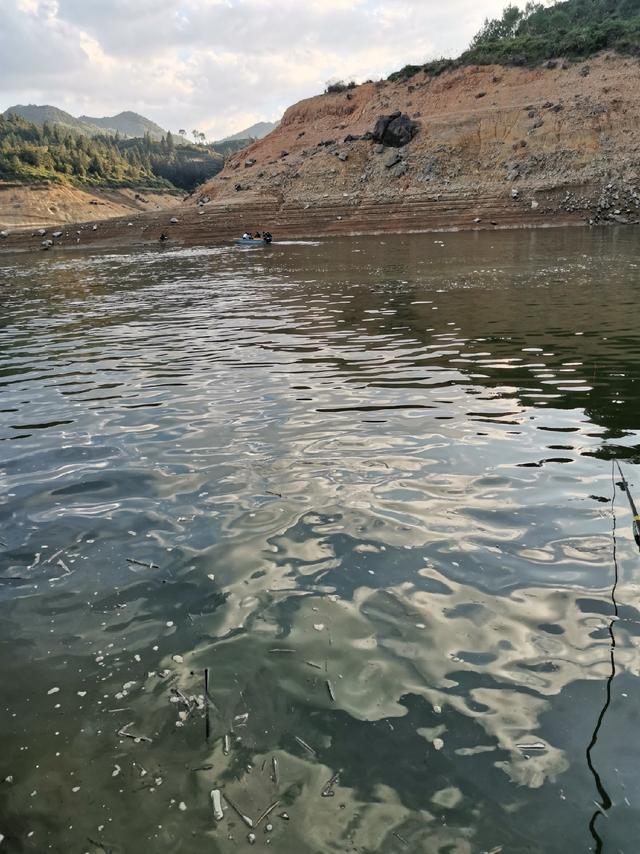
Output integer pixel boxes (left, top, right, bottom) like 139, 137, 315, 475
2, 0, 510, 139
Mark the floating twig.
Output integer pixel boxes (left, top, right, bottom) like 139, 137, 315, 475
192, 764, 214, 772
268, 649, 297, 654
321, 770, 341, 798
306, 661, 323, 670
126, 558, 159, 569
326, 680, 336, 702
224, 793, 253, 828
44, 547, 65, 565
255, 800, 280, 827
223, 733, 231, 755
171, 688, 192, 709
393, 831, 409, 846
117, 723, 152, 743
294, 736, 317, 756
57, 559, 72, 575
211, 789, 224, 821
271, 756, 279, 786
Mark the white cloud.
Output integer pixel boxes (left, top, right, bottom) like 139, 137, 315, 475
0, 0, 509, 138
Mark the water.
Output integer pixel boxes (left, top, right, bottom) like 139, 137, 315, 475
0, 229, 639, 853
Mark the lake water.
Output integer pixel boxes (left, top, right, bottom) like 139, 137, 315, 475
1, 229, 639, 853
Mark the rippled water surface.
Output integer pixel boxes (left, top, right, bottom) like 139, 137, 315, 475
1, 229, 640, 853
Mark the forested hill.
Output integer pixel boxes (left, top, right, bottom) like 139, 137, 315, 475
3, 105, 169, 140
0, 114, 232, 192
391, 0, 640, 80
78, 111, 167, 139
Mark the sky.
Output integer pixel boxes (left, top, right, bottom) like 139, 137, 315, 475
1, 0, 511, 140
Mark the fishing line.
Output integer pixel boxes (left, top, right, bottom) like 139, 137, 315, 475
585, 461, 619, 851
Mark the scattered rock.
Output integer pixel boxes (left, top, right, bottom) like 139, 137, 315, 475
337, 152, 348, 162
531, 199, 540, 210
373, 144, 385, 155
511, 189, 519, 199
245, 159, 256, 168
170, 217, 179, 224
372, 112, 419, 148
476, 92, 487, 99
580, 65, 590, 77
384, 151, 402, 168
0, 230, 8, 239
343, 134, 361, 142
52, 231, 63, 238
543, 59, 558, 70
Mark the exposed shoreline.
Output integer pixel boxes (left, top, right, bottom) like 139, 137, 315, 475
0, 190, 610, 257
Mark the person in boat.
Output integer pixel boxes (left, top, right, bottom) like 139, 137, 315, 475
242, 231, 252, 240
263, 231, 273, 244
254, 232, 262, 239
159, 232, 168, 242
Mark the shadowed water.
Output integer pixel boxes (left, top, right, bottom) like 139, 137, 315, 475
0, 229, 639, 853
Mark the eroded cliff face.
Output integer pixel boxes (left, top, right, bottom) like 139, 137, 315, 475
194, 54, 640, 224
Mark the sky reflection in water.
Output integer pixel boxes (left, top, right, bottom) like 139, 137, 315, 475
0, 229, 639, 853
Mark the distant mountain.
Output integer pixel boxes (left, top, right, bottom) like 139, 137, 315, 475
2, 104, 169, 140
220, 121, 279, 142
79, 111, 167, 139
2, 104, 103, 135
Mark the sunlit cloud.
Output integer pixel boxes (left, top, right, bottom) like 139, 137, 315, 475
0, 0, 509, 138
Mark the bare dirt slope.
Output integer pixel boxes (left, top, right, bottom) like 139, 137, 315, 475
0, 183, 183, 229
194, 54, 640, 224
2, 53, 639, 255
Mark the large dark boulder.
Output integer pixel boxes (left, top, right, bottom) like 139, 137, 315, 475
372, 112, 419, 148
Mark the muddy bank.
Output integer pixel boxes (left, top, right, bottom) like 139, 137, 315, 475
0, 182, 184, 230
0, 182, 622, 257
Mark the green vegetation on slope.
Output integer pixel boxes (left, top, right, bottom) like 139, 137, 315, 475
3, 105, 170, 139
2, 104, 107, 136
121, 133, 224, 192
390, 0, 640, 80
0, 114, 226, 192
78, 110, 167, 139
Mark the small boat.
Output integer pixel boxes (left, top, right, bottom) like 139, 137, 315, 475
234, 236, 273, 246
